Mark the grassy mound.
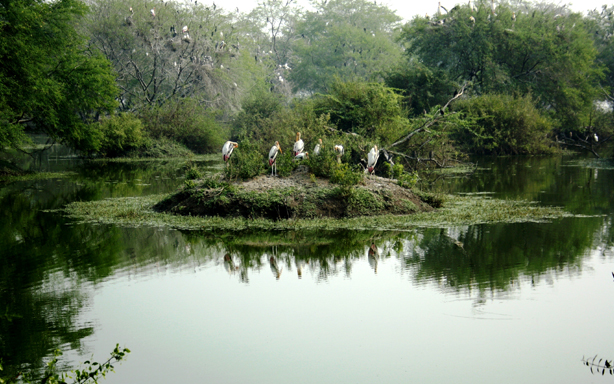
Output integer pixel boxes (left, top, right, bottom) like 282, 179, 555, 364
154, 173, 435, 220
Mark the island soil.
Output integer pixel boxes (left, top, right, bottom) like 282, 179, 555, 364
155, 168, 437, 220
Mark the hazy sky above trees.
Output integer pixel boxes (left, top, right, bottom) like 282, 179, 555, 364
213, 0, 611, 21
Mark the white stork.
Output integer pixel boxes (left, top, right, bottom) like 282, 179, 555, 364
222, 141, 238, 166
594, 133, 599, 142
313, 138, 322, 155
334, 145, 344, 163
294, 152, 308, 161
293, 132, 304, 157
150, 8, 155, 17
268, 141, 282, 176
367, 145, 379, 174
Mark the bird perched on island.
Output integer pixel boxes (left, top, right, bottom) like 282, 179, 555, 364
366, 145, 379, 174
334, 145, 344, 163
269, 141, 282, 176
314, 138, 322, 156
295, 152, 308, 161
222, 141, 238, 166
293, 132, 304, 157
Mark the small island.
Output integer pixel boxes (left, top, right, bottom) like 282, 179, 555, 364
154, 169, 439, 220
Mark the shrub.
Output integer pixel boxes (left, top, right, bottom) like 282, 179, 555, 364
398, 171, 419, 189
452, 94, 555, 155
330, 163, 363, 186
224, 139, 265, 180
98, 113, 144, 157
139, 98, 227, 154
312, 80, 410, 144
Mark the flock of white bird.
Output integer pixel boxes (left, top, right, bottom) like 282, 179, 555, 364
222, 133, 380, 177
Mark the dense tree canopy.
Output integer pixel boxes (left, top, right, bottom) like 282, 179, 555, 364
290, 0, 403, 93
0, 0, 118, 152
400, 0, 603, 129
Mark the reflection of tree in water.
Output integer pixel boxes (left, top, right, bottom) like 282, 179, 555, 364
393, 219, 602, 301
0, 180, 125, 379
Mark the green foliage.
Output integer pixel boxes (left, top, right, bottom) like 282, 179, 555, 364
126, 137, 193, 158
274, 153, 298, 177
398, 171, 419, 189
313, 80, 409, 143
0, 344, 129, 384
139, 99, 226, 154
0, 0, 118, 153
290, 0, 403, 93
385, 61, 454, 116
224, 139, 264, 180
346, 188, 385, 216
401, 2, 603, 130
392, 163, 404, 180
330, 163, 364, 186
184, 179, 197, 189
185, 163, 202, 180
453, 94, 555, 155
97, 114, 144, 157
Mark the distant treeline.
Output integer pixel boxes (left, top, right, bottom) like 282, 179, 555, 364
1, 0, 613, 165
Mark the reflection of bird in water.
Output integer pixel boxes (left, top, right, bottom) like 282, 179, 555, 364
270, 256, 282, 279
296, 259, 305, 279
224, 253, 238, 275
368, 243, 379, 274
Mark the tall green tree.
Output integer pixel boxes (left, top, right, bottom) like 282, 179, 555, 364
0, 0, 118, 153
400, 0, 603, 129
290, 0, 403, 93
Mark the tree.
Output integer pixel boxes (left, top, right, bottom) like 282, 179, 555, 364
290, 0, 403, 93
400, 0, 603, 130
84, 0, 264, 114
0, 0, 118, 153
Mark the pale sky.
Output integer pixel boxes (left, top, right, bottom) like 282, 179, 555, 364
219, 0, 611, 21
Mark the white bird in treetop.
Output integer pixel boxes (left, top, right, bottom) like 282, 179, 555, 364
313, 138, 322, 156
182, 25, 189, 33
293, 132, 304, 157
294, 152, 308, 161
222, 141, 238, 165
150, 8, 155, 17
269, 141, 282, 176
594, 133, 599, 142
367, 145, 379, 174
334, 145, 344, 163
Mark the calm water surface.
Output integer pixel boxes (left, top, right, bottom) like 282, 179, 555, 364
1, 150, 613, 383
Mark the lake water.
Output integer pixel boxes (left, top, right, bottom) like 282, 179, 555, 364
1, 148, 613, 383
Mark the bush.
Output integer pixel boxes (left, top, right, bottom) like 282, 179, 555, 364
312, 80, 410, 144
139, 98, 227, 154
97, 113, 144, 157
330, 163, 363, 186
452, 94, 555, 155
398, 171, 419, 189
224, 139, 265, 180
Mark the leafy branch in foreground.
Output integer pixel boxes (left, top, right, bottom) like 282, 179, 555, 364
0, 344, 130, 384
582, 354, 613, 376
